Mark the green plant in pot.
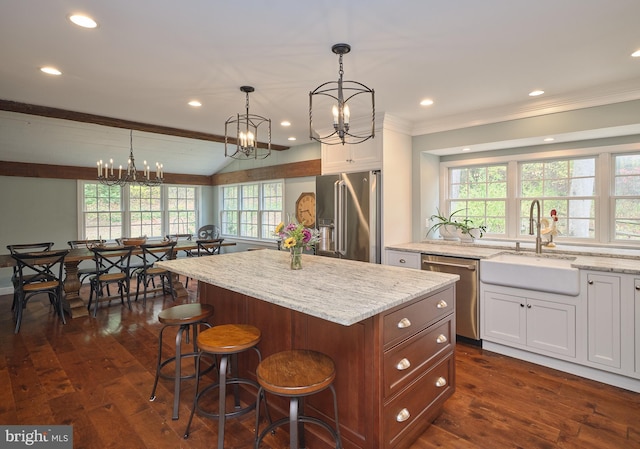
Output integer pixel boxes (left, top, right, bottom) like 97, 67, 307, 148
426, 208, 463, 240
456, 217, 487, 241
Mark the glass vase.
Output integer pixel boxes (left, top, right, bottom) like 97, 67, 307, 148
290, 247, 303, 270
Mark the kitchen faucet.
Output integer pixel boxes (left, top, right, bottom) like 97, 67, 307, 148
529, 199, 543, 254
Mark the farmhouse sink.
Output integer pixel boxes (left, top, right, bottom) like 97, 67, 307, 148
480, 252, 580, 296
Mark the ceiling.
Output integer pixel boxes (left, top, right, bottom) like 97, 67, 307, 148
1, 0, 640, 176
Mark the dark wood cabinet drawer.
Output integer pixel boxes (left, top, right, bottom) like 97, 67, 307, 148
383, 353, 455, 448
383, 286, 454, 348
383, 316, 453, 398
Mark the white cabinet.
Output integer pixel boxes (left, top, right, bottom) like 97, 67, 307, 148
586, 272, 621, 369
385, 250, 420, 270
482, 286, 576, 358
635, 278, 640, 375
321, 138, 382, 174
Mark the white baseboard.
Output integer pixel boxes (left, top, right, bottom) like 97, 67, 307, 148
0, 287, 13, 296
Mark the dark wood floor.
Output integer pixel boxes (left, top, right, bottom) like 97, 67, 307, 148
1, 281, 639, 449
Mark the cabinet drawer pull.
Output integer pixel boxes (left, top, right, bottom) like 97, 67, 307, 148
396, 408, 411, 423
436, 300, 448, 309
397, 317, 411, 329
399, 258, 406, 263
435, 377, 447, 387
396, 358, 411, 371
436, 334, 448, 344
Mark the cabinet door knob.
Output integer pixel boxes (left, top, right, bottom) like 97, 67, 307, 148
436, 300, 448, 309
636, 285, 640, 291
527, 304, 532, 309
396, 358, 411, 371
396, 408, 411, 423
435, 377, 447, 387
399, 258, 406, 263
520, 303, 525, 308
588, 280, 594, 285
436, 334, 448, 344
397, 317, 411, 329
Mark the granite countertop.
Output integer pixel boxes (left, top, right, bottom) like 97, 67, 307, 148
157, 250, 458, 326
386, 240, 640, 275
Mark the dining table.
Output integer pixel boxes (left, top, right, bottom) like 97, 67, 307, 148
0, 240, 236, 318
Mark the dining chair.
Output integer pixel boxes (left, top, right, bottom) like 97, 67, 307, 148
11, 249, 69, 334
196, 239, 224, 256
88, 245, 135, 317
67, 239, 109, 287
166, 234, 194, 287
135, 241, 177, 306
197, 225, 220, 241
7, 242, 55, 313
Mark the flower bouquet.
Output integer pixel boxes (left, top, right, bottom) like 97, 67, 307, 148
274, 221, 320, 269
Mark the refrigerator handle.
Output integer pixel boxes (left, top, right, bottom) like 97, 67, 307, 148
335, 179, 346, 255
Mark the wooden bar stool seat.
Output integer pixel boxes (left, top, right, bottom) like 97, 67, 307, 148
254, 349, 342, 449
184, 323, 262, 449
149, 303, 215, 420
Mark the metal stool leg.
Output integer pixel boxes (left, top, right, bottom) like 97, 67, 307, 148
217, 354, 228, 449
150, 325, 169, 402
290, 397, 300, 449
172, 324, 187, 420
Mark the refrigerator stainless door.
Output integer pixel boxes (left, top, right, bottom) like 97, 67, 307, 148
316, 174, 339, 258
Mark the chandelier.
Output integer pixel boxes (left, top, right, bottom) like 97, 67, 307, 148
309, 43, 375, 145
225, 86, 271, 159
97, 130, 163, 187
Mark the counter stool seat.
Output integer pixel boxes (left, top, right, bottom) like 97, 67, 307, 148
184, 323, 262, 449
255, 349, 342, 449
149, 303, 215, 420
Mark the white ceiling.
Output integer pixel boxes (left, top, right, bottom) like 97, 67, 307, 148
1, 0, 640, 176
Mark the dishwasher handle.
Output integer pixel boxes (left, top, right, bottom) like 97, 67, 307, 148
422, 260, 477, 271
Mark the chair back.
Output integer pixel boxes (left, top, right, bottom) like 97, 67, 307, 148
197, 239, 224, 256
166, 233, 192, 242
91, 246, 134, 278
7, 242, 54, 254
11, 249, 69, 287
68, 239, 105, 249
140, 241, 177, 267
197, 225, 220, 240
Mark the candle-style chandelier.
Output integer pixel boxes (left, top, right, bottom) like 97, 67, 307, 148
309, 43, 375, 145
225, 86, 272, 160
97, 130, 164, 187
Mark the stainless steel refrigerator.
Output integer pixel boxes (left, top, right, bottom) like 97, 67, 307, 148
315, 170, 381, 263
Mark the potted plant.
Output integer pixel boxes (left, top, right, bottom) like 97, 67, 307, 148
456, 217, 487, 242
426, 208, 463, 240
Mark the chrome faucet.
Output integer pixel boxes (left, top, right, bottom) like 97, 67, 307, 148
529, 200, 542, 254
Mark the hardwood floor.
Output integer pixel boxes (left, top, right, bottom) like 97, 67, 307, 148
0, 284, 638, 449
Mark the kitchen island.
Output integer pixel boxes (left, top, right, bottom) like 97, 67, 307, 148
157, 250, 458, 449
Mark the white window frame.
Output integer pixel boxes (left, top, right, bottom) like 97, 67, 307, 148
219, 179, 284, 241
439, 144, 640, 247
78, 181, 200, 241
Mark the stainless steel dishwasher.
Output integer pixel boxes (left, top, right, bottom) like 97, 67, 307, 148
421, 254, 480, 343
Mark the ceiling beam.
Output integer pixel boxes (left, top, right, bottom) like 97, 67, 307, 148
210, 159, 321, 185
0, 99, 290, 151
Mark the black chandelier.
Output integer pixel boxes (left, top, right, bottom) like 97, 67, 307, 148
97, 130, 163, 187
225, 86, 272, 159
309, 43, 375, 145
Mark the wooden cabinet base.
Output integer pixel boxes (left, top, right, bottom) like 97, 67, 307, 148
199, 282, 456, 449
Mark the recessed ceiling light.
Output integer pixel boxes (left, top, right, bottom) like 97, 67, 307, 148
420, 99, 434, 106
287, 137, 296, 141
188, 100, 202, 107
632, 50, 640, 58
40, 67, 62, 76
544, 137, 555, 142
529, 90, 545, 97
462, 147, 471, 152
281, 121, 291, 127
68, 14, 97, 28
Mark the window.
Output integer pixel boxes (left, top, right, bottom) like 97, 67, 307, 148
221, 180, 283, 240
82, 183, 122, 240
520, 157, 596, 238
79, 182, 198, 240
612, 153, 640, 241
448, 164, 507, 234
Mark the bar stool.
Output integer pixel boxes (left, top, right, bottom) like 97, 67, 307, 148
254, 349, 342, 449
149, 303, 215, 420
184, 323, 262, 449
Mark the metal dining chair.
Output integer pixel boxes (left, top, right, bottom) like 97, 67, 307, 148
135, 241, 177, 306
11, 249, 69, 333
196, 239, 224, 257
7, 242, 55, 313
88, 245, 135, 317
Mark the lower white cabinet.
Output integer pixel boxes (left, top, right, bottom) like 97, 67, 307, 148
385, 250, 421, 270
482, 288, 576, 358
586, 272, 621, 369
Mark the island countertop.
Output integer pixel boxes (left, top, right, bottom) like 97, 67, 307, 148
157, 250, 458, 326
